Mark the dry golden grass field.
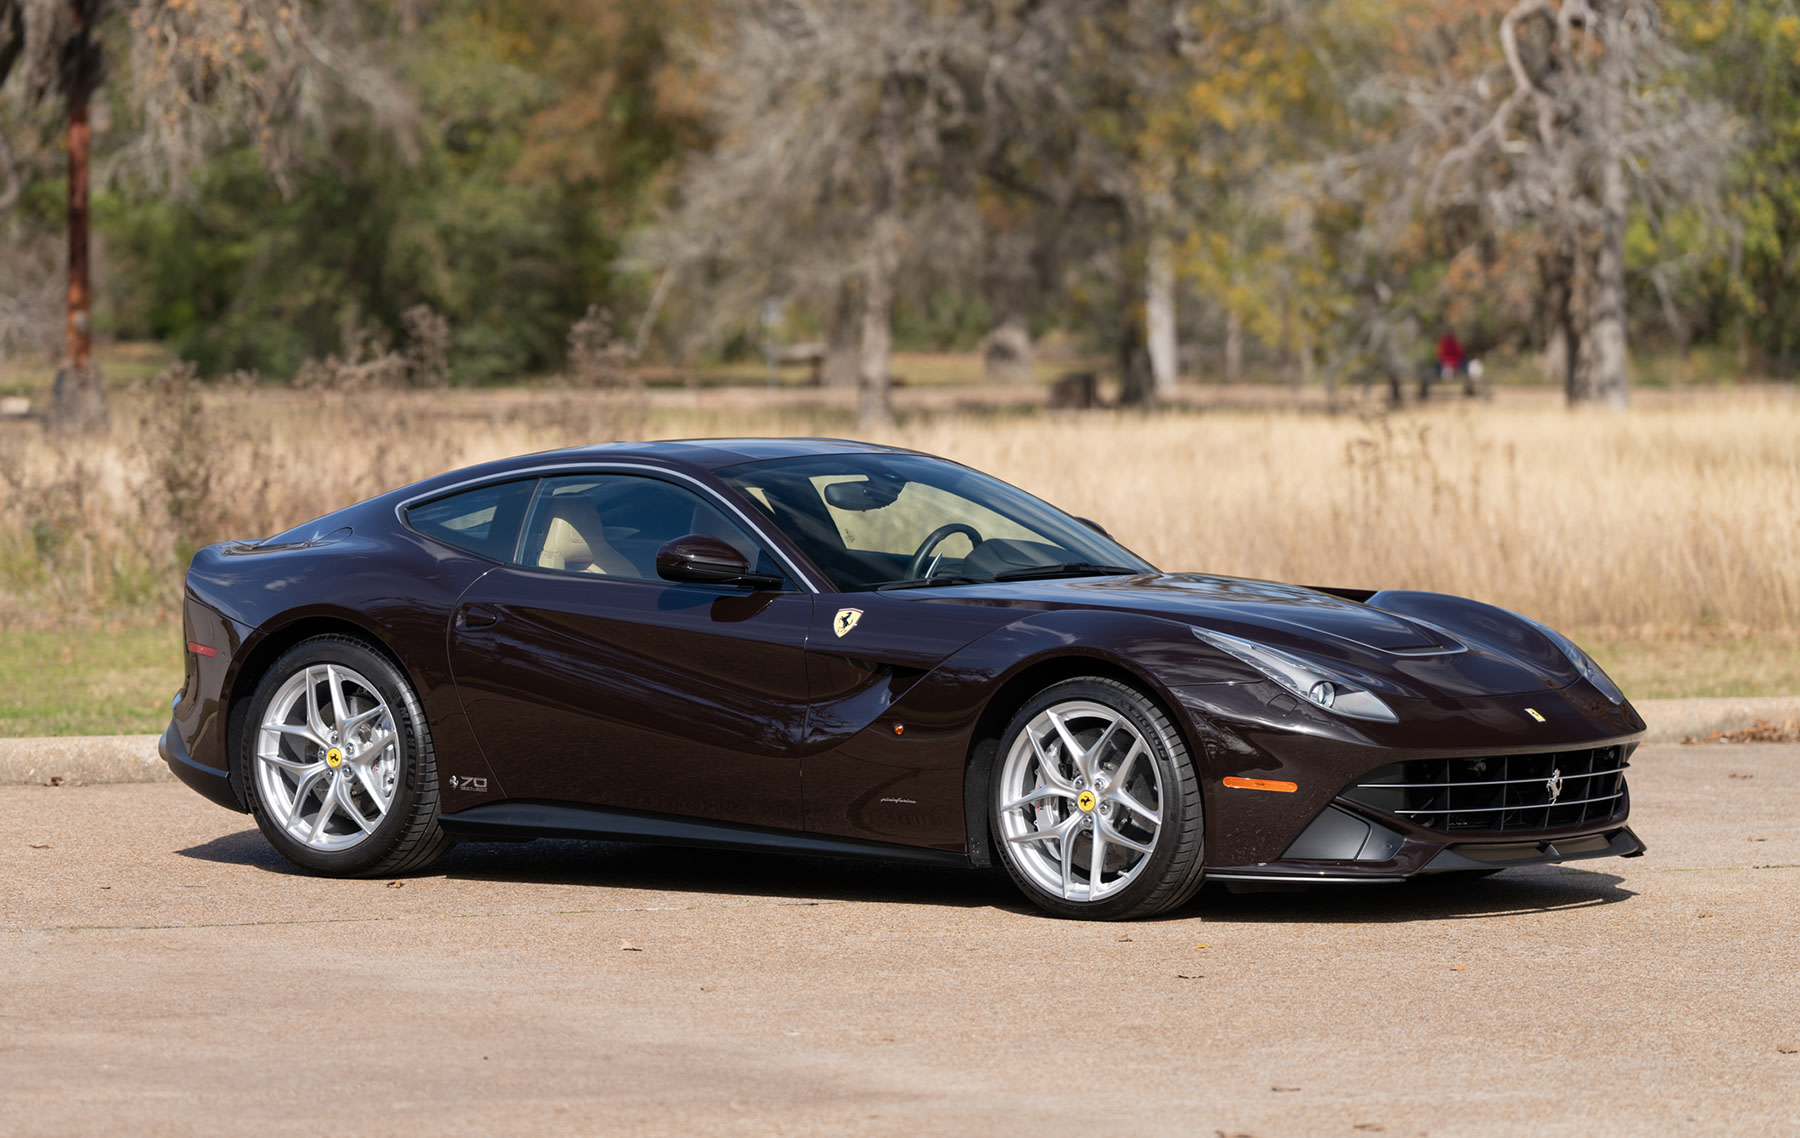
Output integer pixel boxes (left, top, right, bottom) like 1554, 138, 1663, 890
2, 365, 1797, 733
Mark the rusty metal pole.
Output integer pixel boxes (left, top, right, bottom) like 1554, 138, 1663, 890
65, 96, 91, 372
48, 0, 105, 433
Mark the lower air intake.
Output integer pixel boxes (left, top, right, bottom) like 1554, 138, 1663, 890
1342, 747, 1627, 834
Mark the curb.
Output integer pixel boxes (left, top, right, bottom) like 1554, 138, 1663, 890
1637, 696, 1800, 744
0, 734, 169, 786
3, 696, 1799, 787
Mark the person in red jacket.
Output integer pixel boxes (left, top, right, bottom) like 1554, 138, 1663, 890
1436, 329, 1467, 381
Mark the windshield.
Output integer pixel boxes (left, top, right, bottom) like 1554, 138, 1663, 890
714, 452, 1154, 591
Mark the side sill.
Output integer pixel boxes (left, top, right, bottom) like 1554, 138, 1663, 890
439, 800, 973, 869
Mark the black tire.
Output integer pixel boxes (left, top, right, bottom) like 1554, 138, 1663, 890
241, 635, 453, 877
989, 677, 1205, 920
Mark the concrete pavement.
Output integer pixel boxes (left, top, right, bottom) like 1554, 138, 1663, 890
2, 742, 1797, 1136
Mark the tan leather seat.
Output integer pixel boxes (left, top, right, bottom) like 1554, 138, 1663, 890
534, 496, 637, 576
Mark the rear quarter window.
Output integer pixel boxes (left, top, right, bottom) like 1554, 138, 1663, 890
405, 479, 537, 561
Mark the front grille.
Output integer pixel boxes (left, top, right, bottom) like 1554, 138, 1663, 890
1342, 747, 1628, 834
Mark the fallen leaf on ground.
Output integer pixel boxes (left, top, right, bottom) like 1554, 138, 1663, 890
1175, 974, 1204, 980
1271, 1085, 1300, 1093
620, 940, 642, 952
1353, 1125, 1385, 1133
1116, 935, 1133, 942
28, 844, 50, 849
1778, 1043, 1798, 1055
385, 881, 404, 889
1450, 965, 1469, 971
47, 777, 63, 787
1195, 943, 1211, 950
1683, 718, 1800, 744
1697, 911, 1715, 919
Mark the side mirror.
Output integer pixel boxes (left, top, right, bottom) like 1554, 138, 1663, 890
655, 534, 783, 589
1075, 516, 1113, 539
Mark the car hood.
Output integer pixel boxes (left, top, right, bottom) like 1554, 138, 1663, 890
908, 572, 1581, 699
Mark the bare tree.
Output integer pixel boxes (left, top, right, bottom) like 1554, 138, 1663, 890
1397, 0, 1731, 406
636, 0, 989, 429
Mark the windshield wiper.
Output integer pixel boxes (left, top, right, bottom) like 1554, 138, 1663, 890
874, 575, 984, 590
992, 562, 1143, 582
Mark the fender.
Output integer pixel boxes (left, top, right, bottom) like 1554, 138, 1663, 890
799, 606, 1256, 853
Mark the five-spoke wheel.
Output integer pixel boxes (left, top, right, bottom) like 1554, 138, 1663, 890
244, 636, 453, 876
255, 662, 400, 851
991, 677, 1204, 919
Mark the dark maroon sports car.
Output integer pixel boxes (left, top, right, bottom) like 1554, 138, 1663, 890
162, 438, 1645, 919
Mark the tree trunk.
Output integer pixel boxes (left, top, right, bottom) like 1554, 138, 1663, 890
1146, 230, 1178, 397
48, 73, 106, 434
1116, 225, 1155, 408
822, 282, 859, 388
857, 75, 905, 431
1580, 163, 1631, 404
858, 217, 899, 430
1224, 306, 1243, 382
1569, 16, 1631, 408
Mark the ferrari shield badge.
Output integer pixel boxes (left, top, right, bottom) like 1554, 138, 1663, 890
833, 607, 864, 638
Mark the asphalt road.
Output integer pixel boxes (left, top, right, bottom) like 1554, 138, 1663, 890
3, 743, 1797, 1138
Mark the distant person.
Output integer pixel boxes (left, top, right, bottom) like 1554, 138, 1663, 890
1430, 327, 1486, 399
1436, 329, 1467, 383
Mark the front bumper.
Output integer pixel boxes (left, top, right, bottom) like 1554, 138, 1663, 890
1208, 799, 1645, 886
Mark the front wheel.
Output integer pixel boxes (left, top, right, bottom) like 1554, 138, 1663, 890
991, 677, 1205, 919
243, 635, 453, 877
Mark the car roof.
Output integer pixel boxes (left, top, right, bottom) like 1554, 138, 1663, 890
540, 437, 922, 472
382, 437, 936, 510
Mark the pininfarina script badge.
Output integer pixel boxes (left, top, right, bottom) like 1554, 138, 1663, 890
833, 608, 864, 638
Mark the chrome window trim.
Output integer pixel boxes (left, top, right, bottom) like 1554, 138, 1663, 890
395, 461, 827, 595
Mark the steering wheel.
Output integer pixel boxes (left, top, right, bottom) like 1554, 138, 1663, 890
905, 523, 984, 580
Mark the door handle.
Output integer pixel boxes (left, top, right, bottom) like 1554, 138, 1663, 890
458, 605, 499, 630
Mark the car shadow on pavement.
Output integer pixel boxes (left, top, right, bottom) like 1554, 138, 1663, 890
1179, 867, 1636, 924
177, 829, 1035, 913
178, 828, 1635, 921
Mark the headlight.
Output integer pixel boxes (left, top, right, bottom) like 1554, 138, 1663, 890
1521, 616, 1625, 705
1192, 627, 1399, 723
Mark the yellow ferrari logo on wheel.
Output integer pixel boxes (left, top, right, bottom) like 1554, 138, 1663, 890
325, 747, 344, 768
1077, 789, 1097, 813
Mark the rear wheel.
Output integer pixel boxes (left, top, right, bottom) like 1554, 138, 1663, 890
991, 677, 1205, 919
243, 636, 453, 876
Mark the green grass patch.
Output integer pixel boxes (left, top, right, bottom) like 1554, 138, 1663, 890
0, 622, 183, 737
1574, 630, 1800, 701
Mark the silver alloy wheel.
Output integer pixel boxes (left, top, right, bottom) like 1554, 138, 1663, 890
996, 699, 1164, 902
253, 663, 401, 852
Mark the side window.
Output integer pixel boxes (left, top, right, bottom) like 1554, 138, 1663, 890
405, 479, 537, 561
517, 474, 787, 584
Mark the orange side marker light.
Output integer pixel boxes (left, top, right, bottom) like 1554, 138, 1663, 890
1223, 776, 1297, 794
187, 642, 218, 659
